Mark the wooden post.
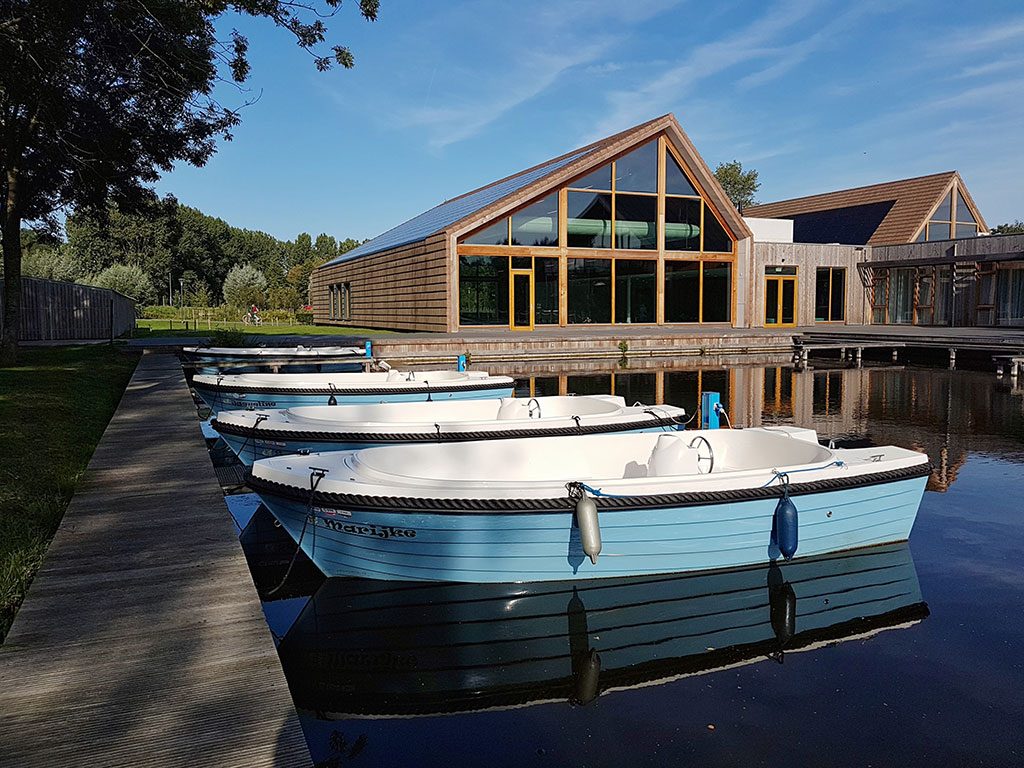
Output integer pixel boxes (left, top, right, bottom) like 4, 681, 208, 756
855, 347, 863, 367
891, 348, 898, 363
948, 347, 957, 370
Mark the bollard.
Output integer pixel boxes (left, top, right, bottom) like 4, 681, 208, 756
701, 391, 721, 430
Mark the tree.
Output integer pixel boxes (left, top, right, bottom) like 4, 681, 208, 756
990, 221, 1024, 235
713, 161, 760, 211
222, 263, 267, 309
91, 264, 156, 304
0, 1, 380, 364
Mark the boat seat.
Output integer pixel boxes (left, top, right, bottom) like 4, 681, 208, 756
496, 400, 527, 420
647, 434, 701, 477
386, 370, 406, 382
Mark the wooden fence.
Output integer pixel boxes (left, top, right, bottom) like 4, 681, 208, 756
0, 277, 137, 341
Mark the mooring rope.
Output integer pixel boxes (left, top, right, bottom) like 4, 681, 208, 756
760, 460, 846, 488
267, 467, 328, 596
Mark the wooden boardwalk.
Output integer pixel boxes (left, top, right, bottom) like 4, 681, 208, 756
0, 354, 310, 767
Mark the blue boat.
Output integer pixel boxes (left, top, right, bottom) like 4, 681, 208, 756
192, 369, 515, 416
277, 543, 927, 720
212, 396, 688, 465
181, 344, 367, 376
247, 427, 931, 583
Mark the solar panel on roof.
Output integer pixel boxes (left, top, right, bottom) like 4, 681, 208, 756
323, 148, 593, 266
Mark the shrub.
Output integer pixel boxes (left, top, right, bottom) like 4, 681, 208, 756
208, 328, 248, 347
91, 264, 156, 304
222, 263, 267, 309
268, 285, 303, 311
295, 310, 314, 325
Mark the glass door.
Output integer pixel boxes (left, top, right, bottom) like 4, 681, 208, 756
765, 275, 797, 327
889, 268, 915, 324
510, 270, 534, 330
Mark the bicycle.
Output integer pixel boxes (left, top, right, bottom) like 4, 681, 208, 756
242, 312, 263, 326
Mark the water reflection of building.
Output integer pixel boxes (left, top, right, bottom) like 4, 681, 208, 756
508, 362, 1024, 493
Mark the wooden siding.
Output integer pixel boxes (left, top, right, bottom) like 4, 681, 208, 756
0, 277, 137, 341
870, 233, 1024, 265
311, 233, 450, 332
752, 242, 869, 327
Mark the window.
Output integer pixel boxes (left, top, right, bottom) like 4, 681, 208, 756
614, 195, 657, 250
567, 191, 613, 248
664, 261, 700, 322
534, 257, 559, 325
664, 197, 700, 251
511, 193, 559, 247
459, 256, 509, 325
814, 267, 846, 322
954, 191, 978, 239
465, 219, 509, 246
568, 259, 611, 323
665, 261, 731, 323
329, 283, 351, 321
614, 260, 656, 323
924, 188, 979, 241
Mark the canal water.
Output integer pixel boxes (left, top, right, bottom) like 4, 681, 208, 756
233, 361, 1024, 767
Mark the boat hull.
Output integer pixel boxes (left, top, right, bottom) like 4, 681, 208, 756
252, 472, 928, 583
218, 423, 680, 466
194, 383, 515, 415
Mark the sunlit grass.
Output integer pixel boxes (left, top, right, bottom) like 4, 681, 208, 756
136, 318, 396, 337
0, 345, 139, 643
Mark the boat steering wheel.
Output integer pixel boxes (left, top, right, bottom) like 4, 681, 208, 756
689, 436, 714, 474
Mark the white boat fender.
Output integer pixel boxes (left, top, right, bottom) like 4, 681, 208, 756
567, 482, 602, 564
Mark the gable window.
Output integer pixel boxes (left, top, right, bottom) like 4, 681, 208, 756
921, 187, 980, 241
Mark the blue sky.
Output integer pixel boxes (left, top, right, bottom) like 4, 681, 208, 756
157, 0, 1024, 242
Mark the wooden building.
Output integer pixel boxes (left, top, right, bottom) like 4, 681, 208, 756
746, 172, 1024, 329
313, 115, 1014, 333
312, 115, 753, 332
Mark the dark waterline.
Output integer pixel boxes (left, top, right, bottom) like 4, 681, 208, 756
236, 362, 1024, 767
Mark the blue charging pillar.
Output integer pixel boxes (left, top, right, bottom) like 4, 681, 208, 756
364, 340, 372, 358
456, 354, 467, 372
701, 391, 721, 430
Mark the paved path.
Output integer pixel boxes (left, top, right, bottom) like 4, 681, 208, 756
0, 353, 309, 767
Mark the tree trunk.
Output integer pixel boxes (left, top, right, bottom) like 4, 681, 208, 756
0, 164, 22, 366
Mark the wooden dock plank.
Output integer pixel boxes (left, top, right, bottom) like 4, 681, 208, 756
0, 353, 309, 767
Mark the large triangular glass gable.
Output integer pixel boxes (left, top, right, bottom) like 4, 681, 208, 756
666, 152, 698, 196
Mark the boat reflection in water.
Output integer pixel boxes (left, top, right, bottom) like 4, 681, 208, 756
278, 543, 928, 722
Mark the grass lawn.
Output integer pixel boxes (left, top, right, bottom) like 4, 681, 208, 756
0, 345, 139, 643
135, 318, 396, 337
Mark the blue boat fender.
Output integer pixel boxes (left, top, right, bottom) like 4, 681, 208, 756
773, 492, 799, 561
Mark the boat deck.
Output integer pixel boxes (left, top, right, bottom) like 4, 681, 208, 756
0, 353, 309, 767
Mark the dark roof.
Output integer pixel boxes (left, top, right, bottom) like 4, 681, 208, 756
323, 148, 592, 265
744, 171, 983, 245
323, 115, 752, 266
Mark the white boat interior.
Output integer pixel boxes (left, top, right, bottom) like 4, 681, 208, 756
252, 427, 929, 499
194, 369, 507, 390
215, 395, 685, 433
